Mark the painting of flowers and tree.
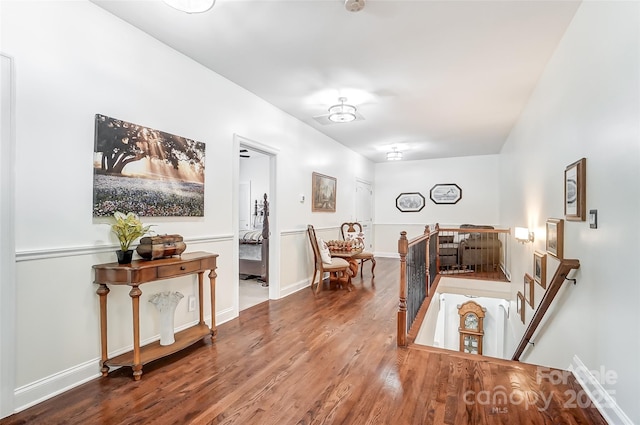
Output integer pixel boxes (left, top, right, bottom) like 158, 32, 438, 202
93, 114, 205, 217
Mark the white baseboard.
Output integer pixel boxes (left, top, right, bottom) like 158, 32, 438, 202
14, 359, 100, 413
13, 311, 234, 414
373, 252, 399, 258
570, 355, 634, 425
280, 278, 311, 298
215, 306, 236, 326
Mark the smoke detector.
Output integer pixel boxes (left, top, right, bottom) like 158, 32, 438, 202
345, 0, 365, 12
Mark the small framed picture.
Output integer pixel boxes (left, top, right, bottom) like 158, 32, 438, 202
546, 218, 564, 259
311, 172, 337, 212
565, 158, 586, 221
429, 183, 462, 205
517, 292, 525, 324
533, 251, 547, 289
395, 192, 425, 212
524, 273, 534, 308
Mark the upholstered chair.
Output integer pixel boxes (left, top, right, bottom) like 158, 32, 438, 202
307, 225, 351, 293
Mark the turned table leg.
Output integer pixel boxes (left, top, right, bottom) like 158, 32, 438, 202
96, 284, 110, 376
129, 285, 143, 381
208, 269, 217, 342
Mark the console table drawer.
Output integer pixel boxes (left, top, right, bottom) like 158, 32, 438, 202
157, 260, 201, 278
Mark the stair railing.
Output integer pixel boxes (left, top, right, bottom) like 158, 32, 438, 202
397, 225, 439, 347
512, 258, 580, 361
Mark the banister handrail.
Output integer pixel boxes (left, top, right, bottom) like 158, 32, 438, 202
437, 227, 511, 233
407, 225, 433, 246
512, 258, 580, 361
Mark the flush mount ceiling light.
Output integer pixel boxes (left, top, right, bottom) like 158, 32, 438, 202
386, 147, 403, 161
163, 0, 215, 14
328, 97, 357, 123
344, 0, 365, 12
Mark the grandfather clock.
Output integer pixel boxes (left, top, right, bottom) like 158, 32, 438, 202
458, 301, 486, 355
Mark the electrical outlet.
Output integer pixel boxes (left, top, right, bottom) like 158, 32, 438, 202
188, 295, 196, 312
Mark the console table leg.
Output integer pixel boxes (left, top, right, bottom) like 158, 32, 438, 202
208, 269, 217, 342
129, 285, 143, 380
96, 284, 110, 377
198, 272, 204, 326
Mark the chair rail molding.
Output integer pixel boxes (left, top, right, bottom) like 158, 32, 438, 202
16, 234, 235, 262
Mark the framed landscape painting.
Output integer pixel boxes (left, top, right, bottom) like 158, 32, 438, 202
312, 172, 337, 212
92, 114, 205, 217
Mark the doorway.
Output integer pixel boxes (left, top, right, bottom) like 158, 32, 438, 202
235, 135, 278, 311
355, 179, 373, 251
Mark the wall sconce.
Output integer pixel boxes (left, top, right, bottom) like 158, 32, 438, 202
514, 227, 534, 244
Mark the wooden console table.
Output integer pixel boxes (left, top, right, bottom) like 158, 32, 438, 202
93, 251, 218, 380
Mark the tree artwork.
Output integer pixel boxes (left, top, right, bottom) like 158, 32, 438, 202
93, 114, 206, 217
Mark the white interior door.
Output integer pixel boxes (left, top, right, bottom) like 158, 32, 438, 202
355, 180, 373, 250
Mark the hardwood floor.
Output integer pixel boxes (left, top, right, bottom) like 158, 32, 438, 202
1, 258, 606, 425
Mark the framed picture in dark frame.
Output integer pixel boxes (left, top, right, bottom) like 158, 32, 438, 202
565, 158, 586, 221
429, 183, 462, 205
533, 251, 547, 289
395, 192, 425, 212
546, 218, 564, 259
311, 172, 337, 212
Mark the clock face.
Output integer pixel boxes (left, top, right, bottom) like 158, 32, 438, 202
464, 313, 478, 330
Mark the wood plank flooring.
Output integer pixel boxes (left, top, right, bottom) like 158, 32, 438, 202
1, 258, 606, 425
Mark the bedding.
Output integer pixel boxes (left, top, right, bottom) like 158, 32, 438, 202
239, 194, 269, 284
239, 229, 263, 244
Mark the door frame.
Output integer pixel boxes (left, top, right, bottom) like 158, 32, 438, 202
233, 134, 280, 306
0, 52, 17, 418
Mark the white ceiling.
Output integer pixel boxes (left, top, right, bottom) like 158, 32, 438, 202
92, 0, 580, 163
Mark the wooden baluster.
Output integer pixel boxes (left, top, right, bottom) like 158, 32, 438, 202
397, 231, 408, 347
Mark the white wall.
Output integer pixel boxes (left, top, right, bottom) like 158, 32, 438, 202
0, 0, 373, 414
499, 2, 640, 423
374, 155, 500, 255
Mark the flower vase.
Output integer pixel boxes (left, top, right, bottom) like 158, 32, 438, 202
116, 249, 134, 264
149, 291, 184, 346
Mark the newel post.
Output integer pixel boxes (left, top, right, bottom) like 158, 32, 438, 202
398, 231, 408, 347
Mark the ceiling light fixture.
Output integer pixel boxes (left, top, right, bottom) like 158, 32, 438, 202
344, 0, 365, 12
163, 0, 215, 14
328, 97, 357, 123
386, 147, 403, 161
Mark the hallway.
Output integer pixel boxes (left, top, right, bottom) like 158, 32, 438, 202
0, 258, 605, 425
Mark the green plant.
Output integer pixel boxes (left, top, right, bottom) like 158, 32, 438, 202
111, 211, 153, 251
